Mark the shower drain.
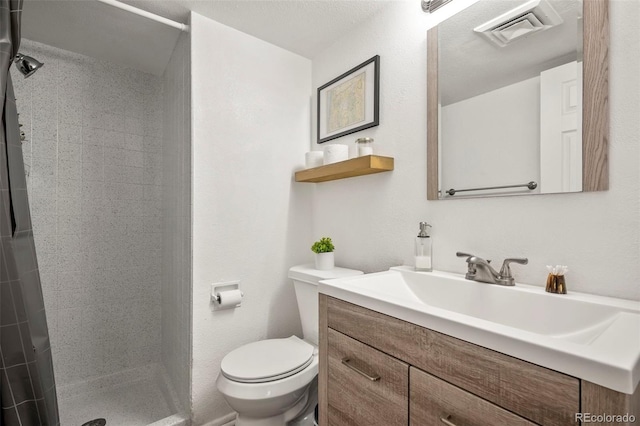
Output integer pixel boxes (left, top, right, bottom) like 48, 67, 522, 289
81, 419, 106, 426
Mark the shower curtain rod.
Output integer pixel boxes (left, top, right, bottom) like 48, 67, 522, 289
96, 0, 189, 32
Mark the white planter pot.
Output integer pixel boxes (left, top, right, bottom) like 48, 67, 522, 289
315, 252, 334, 270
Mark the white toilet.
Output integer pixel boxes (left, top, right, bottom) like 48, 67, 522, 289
216, 264, 363, 426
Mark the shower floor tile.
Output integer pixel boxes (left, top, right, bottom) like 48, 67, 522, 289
58, 364, 182, 426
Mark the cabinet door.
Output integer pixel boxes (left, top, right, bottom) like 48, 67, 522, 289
327, 328, 408, 426
410, 367, 536, 426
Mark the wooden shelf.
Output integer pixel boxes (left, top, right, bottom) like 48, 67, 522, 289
295, 155, 394, 183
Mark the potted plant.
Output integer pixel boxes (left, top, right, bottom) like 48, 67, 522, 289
311, 237, 335, 270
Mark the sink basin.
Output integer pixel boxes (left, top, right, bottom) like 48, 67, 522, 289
319, 266, 640, 394
347, 267, 629, 343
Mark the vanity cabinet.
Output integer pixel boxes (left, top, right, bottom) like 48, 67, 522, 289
319, 294, 640, 426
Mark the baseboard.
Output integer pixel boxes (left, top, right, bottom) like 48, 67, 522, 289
201, 412, 236, 426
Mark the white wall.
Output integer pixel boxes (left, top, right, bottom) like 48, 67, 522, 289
311, 0, 639, 300
162, 31, 192, 413
441, 76, 541, 196
190, 12, 313, 425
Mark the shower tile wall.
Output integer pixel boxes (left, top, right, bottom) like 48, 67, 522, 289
13, 40, 164, 386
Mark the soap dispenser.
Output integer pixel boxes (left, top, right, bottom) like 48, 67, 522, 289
415, 222, 432, 272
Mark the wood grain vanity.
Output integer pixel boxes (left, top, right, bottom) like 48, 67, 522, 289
318, 294, 640, 426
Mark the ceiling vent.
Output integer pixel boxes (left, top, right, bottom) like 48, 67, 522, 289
474, 0, 564, 47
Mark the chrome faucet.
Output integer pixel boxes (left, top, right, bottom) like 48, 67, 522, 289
456, 252, 528, 286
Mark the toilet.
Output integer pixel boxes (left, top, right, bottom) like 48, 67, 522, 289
216, 264, 363, 426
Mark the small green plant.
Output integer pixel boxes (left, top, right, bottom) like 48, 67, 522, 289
311, 237, 335, 254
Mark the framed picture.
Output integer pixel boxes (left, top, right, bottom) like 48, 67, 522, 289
317, 55, 380, 144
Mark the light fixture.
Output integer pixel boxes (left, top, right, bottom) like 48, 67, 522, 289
422, 0, 454, 13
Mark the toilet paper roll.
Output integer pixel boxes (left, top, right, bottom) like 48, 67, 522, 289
216, 289, 243, 308
323, 144, 349, 165
305, 151, 324, 168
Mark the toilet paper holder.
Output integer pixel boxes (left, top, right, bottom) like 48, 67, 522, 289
211, 281, 244, 311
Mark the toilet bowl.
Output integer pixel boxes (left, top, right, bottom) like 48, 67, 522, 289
216, 337, 318, 425
216, 264, 363, 426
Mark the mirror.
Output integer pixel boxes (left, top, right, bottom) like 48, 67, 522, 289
427, 0, 609, 200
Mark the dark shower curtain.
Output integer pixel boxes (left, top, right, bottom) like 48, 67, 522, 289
1, 0, 60, 424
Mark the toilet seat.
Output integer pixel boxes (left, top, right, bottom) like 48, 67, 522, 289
221, 336, 314, 383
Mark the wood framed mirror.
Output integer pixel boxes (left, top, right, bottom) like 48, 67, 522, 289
427, 0, 609, 200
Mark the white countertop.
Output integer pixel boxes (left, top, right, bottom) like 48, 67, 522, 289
319, 266, 640, 394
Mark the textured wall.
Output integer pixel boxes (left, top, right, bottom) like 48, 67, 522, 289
161, 32, 192, 413
310, 0, 640, 300
13, 40, 164, 386
190, 12, 313, 425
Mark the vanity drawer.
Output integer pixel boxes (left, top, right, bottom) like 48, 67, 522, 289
410, 367, 536, 426
326, 296, 580, 425
327, 328, 408, 426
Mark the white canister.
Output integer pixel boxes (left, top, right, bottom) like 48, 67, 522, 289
305, 151, 324, 168
355, 137, 374, 157
323, 144, 349, 165
359, 146, 373, 156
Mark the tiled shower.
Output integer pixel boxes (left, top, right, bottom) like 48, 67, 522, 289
12, 37, 190, 425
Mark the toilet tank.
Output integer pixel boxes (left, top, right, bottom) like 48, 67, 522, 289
288, 264, 363, 346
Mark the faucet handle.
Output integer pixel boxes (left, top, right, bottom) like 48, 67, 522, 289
499, 258, 529, 278
456, 252, 474, 259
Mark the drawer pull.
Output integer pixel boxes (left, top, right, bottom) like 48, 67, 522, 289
341, 357, 381, 382
440, 415, 457, 426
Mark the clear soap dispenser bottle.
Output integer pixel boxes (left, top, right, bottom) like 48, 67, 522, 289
415, 222, 432, 272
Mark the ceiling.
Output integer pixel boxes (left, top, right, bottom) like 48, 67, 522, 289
22, 0, 400, 75
439, 0, 580, 105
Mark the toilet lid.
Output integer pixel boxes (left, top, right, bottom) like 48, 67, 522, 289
221, 336, 314, 383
